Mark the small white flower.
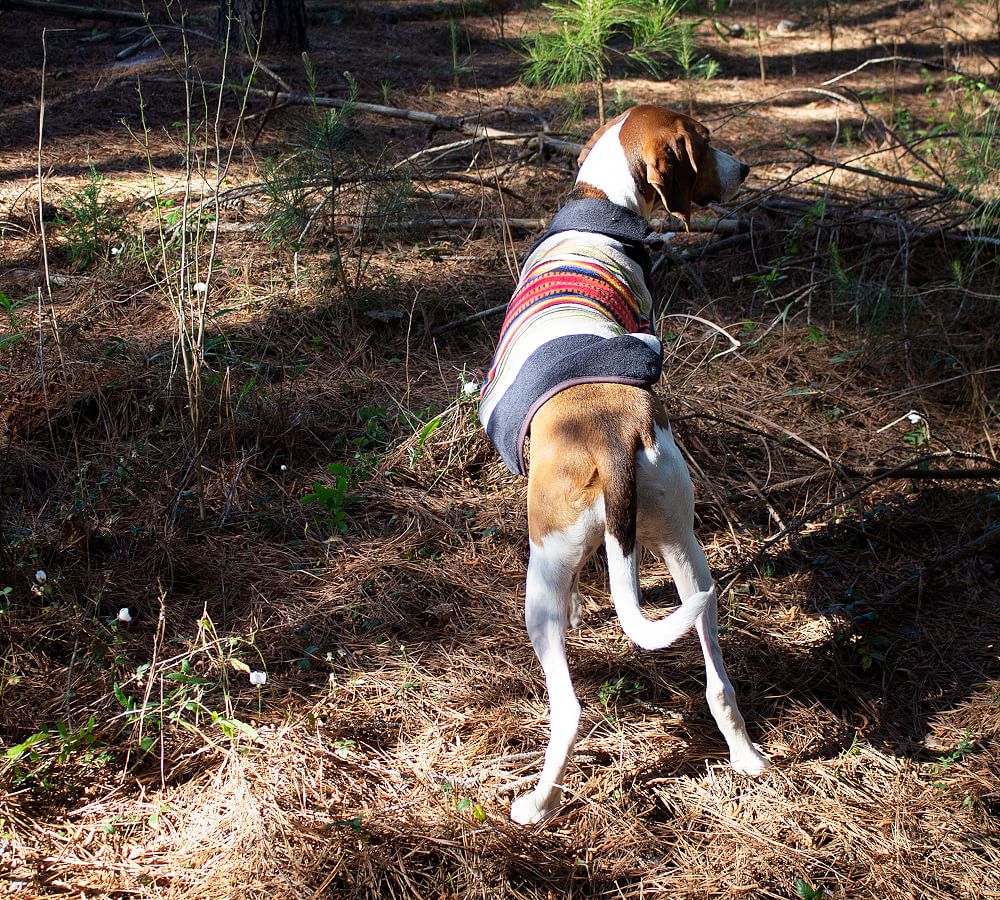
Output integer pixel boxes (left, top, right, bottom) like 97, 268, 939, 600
117, 607, 132, 623
35, 570, 46, 583
193, 282, 208, 294
110, 245, 123, 256
462, 379, 480, 395
328, 672, 337, 686
249, 670, 267, 686
906, 411, 923, 424
280, 464, 288, 472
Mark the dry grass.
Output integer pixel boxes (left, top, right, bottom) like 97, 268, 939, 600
2, 0, 1000, 896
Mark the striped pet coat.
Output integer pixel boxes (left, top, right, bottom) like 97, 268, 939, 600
479, 200, 666, 475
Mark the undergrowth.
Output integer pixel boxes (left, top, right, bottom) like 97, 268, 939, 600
1, 2, 999, 897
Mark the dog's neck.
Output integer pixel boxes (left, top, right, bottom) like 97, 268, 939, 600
573, 119, 649, 217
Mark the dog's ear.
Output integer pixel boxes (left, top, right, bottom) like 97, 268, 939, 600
577, 110, 632, 167
641, 118, 709, 229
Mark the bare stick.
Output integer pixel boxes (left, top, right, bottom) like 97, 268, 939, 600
2, 0, 151, 22
718, 452, 1000, 581
432, 302, 508, 336
822, 55, 977, 87
143, 77, 586, 157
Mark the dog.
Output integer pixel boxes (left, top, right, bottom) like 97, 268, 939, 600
479, 106, 769, 825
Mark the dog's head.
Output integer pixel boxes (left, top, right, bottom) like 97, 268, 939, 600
577, 106, 750, 227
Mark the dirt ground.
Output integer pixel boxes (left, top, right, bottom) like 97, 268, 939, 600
1, 0, 999, 897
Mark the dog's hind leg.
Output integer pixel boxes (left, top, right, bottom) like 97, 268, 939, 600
511, 528, 590, 825
568, 572, 584, 628
664, 538, 769, 774
641, 425, 769, 775
689, 575, 769, 776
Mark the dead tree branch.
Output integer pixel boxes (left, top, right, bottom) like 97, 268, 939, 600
715, 448, 1000, 581
144, 78, 585, 158
1, 0, 152, 22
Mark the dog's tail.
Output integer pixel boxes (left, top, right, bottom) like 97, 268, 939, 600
602, 437, 710, 650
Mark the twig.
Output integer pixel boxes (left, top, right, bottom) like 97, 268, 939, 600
793, 146, 957, 197
432, 302, 508, 336
35, 32, 59, 462
746, 474, 787, 531
395, 133, 536, 168
760, 197, 999, 248
722, 404, 842, 473
330, 214, 747, 235
36, 292, 57, 459
848, 463, 1000, 480
218, 452, 249, 526
726, 469, 833, 500
65, 636, 79, 730
821, 54, 978, 87
662, 314, 741, 361
255, 60, 293, 93
433, 172, 526, 202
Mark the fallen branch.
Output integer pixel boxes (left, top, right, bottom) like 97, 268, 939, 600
399, 214, 744, 234
432, 302, 508, 336
821, 54, 979, 87
1, 0, 151, 23
232, 214, 747, 240
718, 450, 1000, 582
761, 197, 999, 248
143, 78, 586, 158
2, 268, 95, 288
116, 32, 156, 61
432, 173, 526, 202
793, 146, 957, 198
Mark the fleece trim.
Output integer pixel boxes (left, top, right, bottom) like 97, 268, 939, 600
479, 202, 664, 476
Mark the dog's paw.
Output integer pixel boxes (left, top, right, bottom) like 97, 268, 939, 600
511, 791, 559, 826
731, 746, 770, 777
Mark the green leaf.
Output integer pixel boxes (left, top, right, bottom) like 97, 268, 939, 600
795, 879, 824, 900
212, 715, 259, 740
418, 414, 443, 447
113, 682, 134, 711
333, 815, 364, 832
6, 729, 50, 760
164, 672, 215, 686
829, 347, 862, 364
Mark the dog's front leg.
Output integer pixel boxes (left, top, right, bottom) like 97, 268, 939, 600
511, 540, 584, 825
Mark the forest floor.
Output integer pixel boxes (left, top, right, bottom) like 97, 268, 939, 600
1, 0, 999, 896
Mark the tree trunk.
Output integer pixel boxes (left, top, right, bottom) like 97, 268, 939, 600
217, 0, 308, 54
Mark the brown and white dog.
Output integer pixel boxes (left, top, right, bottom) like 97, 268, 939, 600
482, 106, 769, 826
